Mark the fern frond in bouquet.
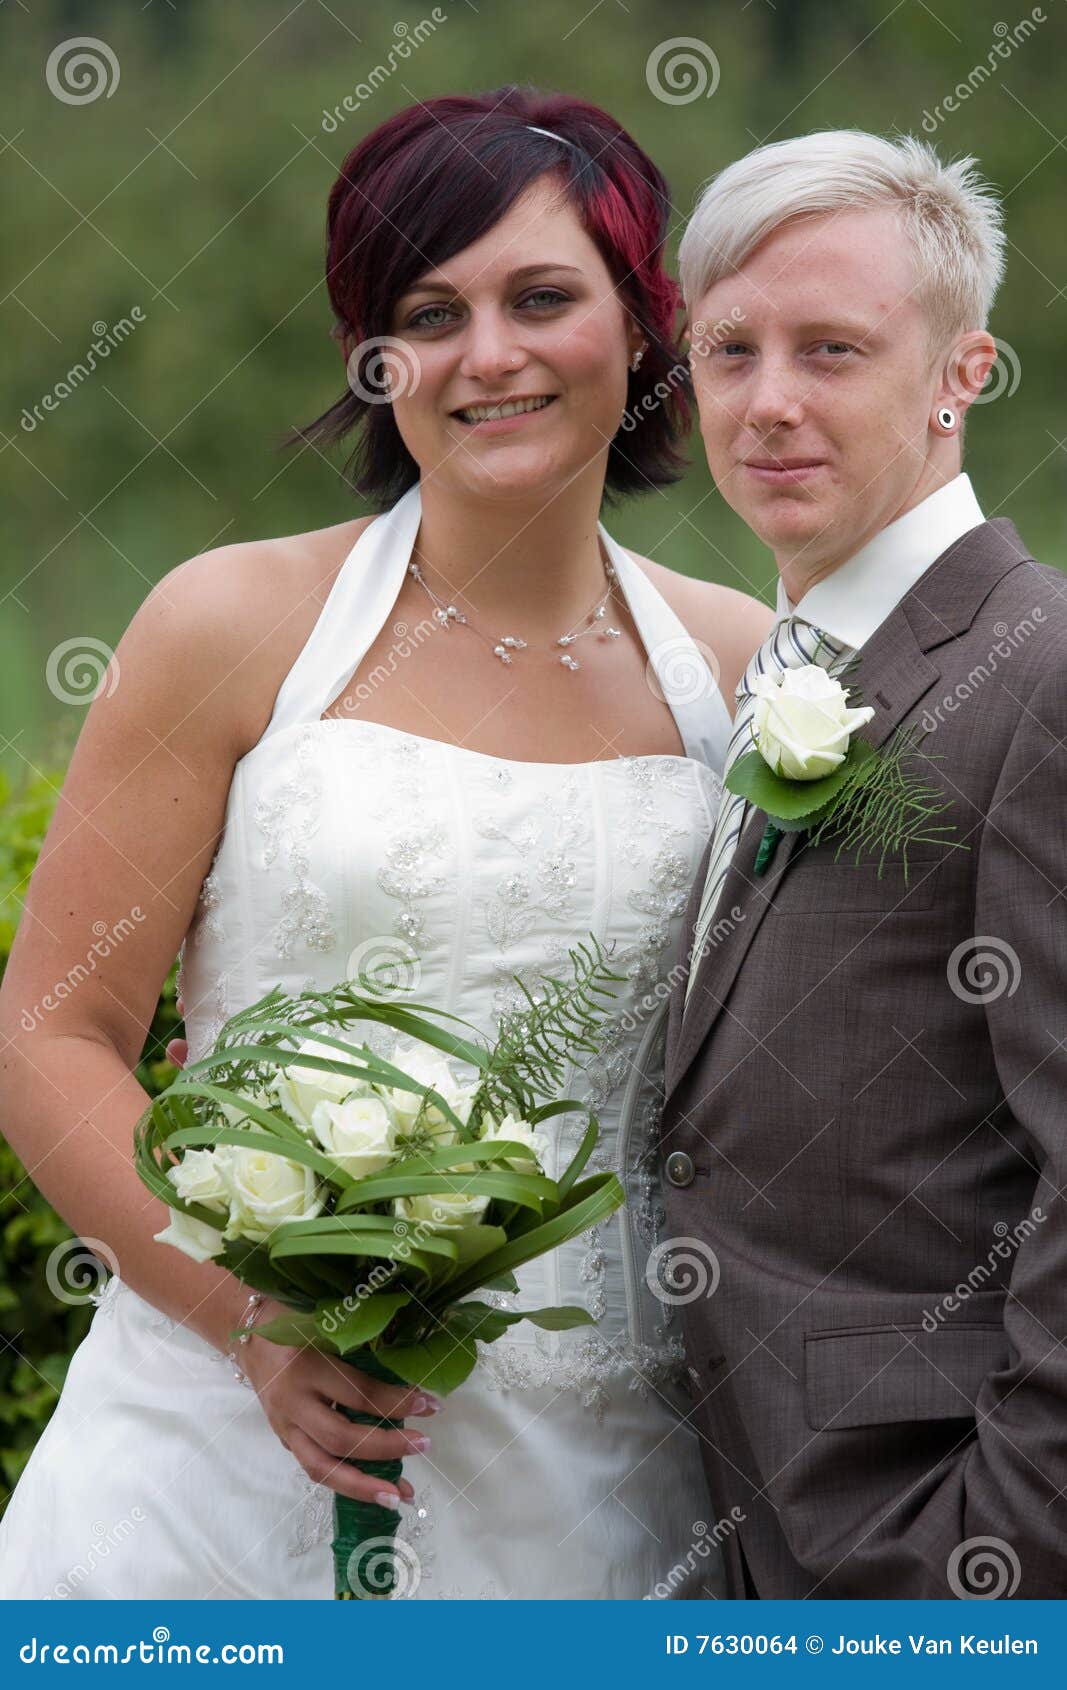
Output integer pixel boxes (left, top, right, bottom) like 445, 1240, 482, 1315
134, 934, 627, 1598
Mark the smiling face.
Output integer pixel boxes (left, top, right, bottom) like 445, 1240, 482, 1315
383, 174, 642, 504
689, 206, 966, 584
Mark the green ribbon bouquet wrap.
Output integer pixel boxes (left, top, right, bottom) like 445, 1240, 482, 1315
134, 937, 627, 1599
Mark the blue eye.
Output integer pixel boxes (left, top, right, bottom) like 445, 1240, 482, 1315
407, 304, 454, 331
520, 288, 569, 308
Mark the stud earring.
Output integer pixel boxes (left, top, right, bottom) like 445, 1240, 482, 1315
936, 405, 957, 431
630, 343, 647, 372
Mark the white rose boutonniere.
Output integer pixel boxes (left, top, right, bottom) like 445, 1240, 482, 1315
727, 659, 962, 878
751, 664, 875, 780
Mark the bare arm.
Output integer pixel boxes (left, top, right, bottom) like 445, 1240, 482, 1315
0, 541, 435, 1505
0, 551, 271, 1356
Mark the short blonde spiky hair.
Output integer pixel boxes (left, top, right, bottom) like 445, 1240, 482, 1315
678, 129, 1006, 355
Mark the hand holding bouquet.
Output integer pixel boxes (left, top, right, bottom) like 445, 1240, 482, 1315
135, 936, 626, 1598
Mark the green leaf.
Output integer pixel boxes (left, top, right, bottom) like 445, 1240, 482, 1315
249, 1309, 323, 1349
725, 741, 877, 824
317, 1290, 411, 1355
444, 1300, 595, 1345
804, 722, 963, 872
522, 1305, 596, 1330
381, 1139, 540, 1175
270, 1229, 457, 1271
426, 1171, 625, 1311
159, 1119, 345, 1186
556, 1111, 599, 1200
335, 1166, 554, 1214
376, 1328, 479, 1395
444, 1224, 508, 1276
217, 1237, 306, 1302
442, 1301, 521, 1343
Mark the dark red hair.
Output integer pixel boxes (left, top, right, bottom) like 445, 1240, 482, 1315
285, 84, 692, 507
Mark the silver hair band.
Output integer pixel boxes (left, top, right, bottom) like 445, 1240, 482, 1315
526, 124, 576, 148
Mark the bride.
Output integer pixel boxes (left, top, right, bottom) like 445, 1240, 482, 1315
0, 87, 771, 1599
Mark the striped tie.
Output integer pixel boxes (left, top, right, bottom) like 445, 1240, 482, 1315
682, 615, 849, 1016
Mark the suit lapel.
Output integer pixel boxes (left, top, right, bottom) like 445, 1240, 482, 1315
663, 517, 1034, 1103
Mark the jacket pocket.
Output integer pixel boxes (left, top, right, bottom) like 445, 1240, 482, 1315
803, 1319, 1008, 1431
779, 848, 946, 915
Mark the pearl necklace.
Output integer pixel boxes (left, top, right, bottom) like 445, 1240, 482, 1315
407, 545, 622, 671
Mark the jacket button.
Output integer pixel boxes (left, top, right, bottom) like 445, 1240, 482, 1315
665, 1150, 694, 1187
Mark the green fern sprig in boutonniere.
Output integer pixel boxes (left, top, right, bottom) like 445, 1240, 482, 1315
726, 655, 966, 878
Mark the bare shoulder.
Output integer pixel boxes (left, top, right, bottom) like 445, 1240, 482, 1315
134, 512, 379, 757
623, 550, 776, 714
0, 512, 386, 1060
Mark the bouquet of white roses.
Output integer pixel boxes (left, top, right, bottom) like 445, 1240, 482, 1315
134, 936, 625, 1599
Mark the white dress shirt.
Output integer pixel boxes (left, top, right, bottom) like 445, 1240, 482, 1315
775, 472, 986, 650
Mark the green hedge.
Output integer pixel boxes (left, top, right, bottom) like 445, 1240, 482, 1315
0, 762, 181, 1512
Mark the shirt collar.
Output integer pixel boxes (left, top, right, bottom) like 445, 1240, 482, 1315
774, 473, 986, 649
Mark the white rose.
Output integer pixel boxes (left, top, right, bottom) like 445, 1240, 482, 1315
166, 1147, 231, 1214
273, 1037, 373, 1130
309, 1094, 397, 1179
386, 1045, 476, 1144
752, 664, 875, 781
221, 1145, 326, 1244
478, 1112, 549, 1171
393, 1190, 490, 1232
154, 1208, 225, 1264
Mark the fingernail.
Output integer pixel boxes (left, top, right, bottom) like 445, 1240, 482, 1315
410, 1433, 432, 1452
413, 1393, 442, 1414
374, 1491, 401, 1511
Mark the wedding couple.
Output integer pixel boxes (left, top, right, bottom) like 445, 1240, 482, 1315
1, 87, 1063, 1602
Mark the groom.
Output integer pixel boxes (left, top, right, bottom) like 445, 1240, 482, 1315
657, 130, 1067, 1599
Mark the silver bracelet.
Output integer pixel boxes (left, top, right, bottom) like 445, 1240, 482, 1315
227, 1290, 265, 1388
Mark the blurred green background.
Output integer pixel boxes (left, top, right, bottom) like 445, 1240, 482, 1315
4, 0, 1065, 775
1, 0, 1065, 1506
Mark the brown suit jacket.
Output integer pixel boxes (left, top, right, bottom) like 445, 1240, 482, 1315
659, 517, 1067, 1598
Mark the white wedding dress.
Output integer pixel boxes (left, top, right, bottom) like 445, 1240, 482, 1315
0, 485, 731, 1600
